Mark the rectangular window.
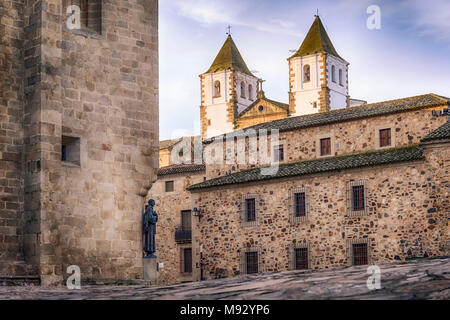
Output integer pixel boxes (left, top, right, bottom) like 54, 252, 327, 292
165, 181, 174, 192
273, 145, 284, 162
339, 69, 343, 86
295, 248, 308, 270
181, 248, 192, 273
246, 251, 258, 274
61, 136, 80, 166
245, 198, 256, 222
294, 193, 306, 217
181, 210, 191, 230
352, 185, 365, 211
352, 243, 368, 266
379, 128, 392, 148
69, 0, 102, 34
320, 138, 331, 156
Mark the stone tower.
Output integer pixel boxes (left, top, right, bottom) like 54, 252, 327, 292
0, 0, 159, 285
200, 35, 258, 139
288, 16, 349, 116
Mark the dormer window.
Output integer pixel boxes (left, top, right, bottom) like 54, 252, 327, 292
248, 84, 253, 100
331, 65, 336, 83
303, 65, 310, 83
240, 82, 246, 99
213, 80, 221, 98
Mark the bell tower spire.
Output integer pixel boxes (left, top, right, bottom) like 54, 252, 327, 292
199, 34, 258, 139
288, 16, 349, 116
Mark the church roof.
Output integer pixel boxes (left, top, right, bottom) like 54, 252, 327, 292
205, 35, 254, 76
188, 146, 424, 190
158, 163, 206, 176
422, 119, 450, 142
290, 16, 343, 61
203, 94, 449, 144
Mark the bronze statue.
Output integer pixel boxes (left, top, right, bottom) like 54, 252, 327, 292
143, 199, 158, 258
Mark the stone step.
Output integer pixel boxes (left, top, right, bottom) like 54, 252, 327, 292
0, 276, 41, 286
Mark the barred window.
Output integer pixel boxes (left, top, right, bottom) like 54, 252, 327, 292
352, 185, 365, 211
294, 193, 306, 217
352, 243, 368, 266
379, 128, 392, 148
295, 247, 308, 270
347, 180, 368, 216
245, 198, 256, 222
320, 138, 331, 156
246, 251, 258, 274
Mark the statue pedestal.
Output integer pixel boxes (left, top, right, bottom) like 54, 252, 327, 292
143, 256, 158, 284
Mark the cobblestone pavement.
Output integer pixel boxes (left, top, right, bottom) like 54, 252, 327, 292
1, 258, 449, 300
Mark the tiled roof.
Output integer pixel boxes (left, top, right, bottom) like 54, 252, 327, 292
289, 16, 344, 61
187, 146, 424, 190
421, 120, 450, 142
205, 35, 254, 77
204, 94, 449, 143
158, 164, 206, 176
159, 138, 183, 150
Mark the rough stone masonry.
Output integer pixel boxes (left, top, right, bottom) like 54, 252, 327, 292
0, 0, 159, 285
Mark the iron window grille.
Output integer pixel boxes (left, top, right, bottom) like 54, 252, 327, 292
289, 187, 309, 223
289, 243, 311, 270
240, 248, 261, 275
347, 238, 370, 266
241, 194, 259, 227
347, 180, 368, 216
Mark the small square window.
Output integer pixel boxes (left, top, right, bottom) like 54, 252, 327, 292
320, 138, 331, 156
352, 243, 368, 266
68, 0, 102, 34
61, 136, 80, 166
273, 145, 284, 162
165, 181, 174, 192
379, 128, 392, 148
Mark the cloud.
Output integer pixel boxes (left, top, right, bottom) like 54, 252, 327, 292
172, 0, 304, 37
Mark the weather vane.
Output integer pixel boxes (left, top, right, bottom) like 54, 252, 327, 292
227, 25, 232, 36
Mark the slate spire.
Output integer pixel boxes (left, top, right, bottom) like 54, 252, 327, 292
206, 35, 254, 76
290, 16, 343, 60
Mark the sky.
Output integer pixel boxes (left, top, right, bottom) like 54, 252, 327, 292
159, 0, 450, 141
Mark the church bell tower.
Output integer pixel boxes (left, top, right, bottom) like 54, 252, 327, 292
288, 16, 349, 116
200, 35, 258, 139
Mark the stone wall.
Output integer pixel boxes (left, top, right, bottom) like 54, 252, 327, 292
0, 0, 26, 275
0, 0, 159, 285
191, 144, 449, 281
147, 170, 206, 285
204, 107, 448, 179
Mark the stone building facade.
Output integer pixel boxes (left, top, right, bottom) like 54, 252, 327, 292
0, 0, 159, 285
148, 15, 449, 285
